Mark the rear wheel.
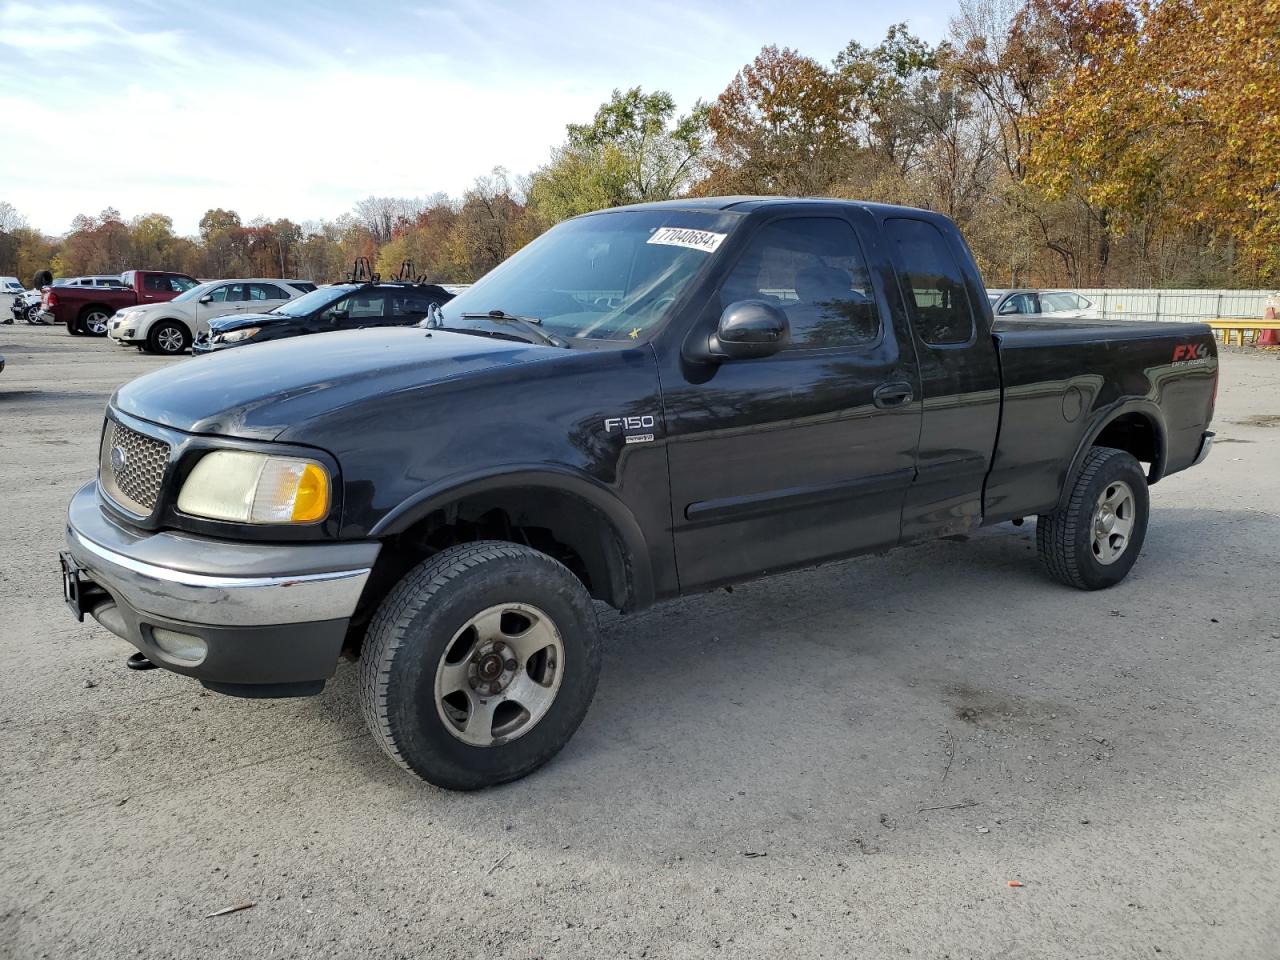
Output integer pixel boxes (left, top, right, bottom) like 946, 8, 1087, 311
1036, 446, 1149, 590
359, 541, 602, 790
79, 307, 111, 336
147, 320, 190, 355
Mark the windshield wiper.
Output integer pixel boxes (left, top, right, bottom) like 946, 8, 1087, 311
461, 309, 569, 348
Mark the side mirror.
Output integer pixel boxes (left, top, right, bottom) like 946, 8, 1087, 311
199, 295, 213, 304
705, 300, 789, 360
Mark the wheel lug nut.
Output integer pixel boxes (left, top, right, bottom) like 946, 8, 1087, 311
505, 659, 518, 671
488, 682, 501, 695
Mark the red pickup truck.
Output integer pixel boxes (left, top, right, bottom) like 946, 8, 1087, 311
45, 270, 199, 336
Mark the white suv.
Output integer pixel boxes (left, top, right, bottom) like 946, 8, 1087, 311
109, 278, 313, 354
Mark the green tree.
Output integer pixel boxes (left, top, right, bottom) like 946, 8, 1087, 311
529, 87, 707, 224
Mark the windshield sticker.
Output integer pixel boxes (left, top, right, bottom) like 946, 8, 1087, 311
646, 227, 727, 253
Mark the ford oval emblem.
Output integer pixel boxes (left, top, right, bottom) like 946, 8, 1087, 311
110, 445, 128, 473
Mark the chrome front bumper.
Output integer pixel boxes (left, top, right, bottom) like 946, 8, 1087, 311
63, 481, 380, 693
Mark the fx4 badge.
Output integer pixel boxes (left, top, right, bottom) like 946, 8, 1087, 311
1172, 343, 1209, 363
604, 414, 657, 444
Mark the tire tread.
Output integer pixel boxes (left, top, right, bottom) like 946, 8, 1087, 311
357, 540, 590, 780
1036, 446, 1136, 590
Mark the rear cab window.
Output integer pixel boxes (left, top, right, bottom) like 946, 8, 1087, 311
885, 218, 975, 346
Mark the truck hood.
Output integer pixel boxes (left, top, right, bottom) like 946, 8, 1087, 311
112, 327, 559, 440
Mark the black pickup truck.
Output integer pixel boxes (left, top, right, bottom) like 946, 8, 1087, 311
61, 198, 1217, 790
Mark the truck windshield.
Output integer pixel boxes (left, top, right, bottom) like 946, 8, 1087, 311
436, 209, 743, 342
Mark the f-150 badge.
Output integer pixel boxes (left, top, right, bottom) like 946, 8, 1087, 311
604, 415, 657, 444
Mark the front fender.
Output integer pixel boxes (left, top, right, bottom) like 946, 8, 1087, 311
368, 463, 656, 609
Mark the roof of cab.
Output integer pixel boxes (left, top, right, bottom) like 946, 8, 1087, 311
592, 195, 945, 220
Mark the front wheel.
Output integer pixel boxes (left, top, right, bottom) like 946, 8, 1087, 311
1036, 446, 1150, 590
358, 541, 602, 790
147, 320, 190, 355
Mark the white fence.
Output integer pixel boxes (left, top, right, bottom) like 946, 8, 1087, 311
1067, 288, 1278, 324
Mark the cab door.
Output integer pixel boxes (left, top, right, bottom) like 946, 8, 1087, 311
196, 282, 249, 329
661, 210, 922, 591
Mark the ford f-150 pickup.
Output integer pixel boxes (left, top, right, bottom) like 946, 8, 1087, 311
60, 198, 1217, 790
45, 270, 198, 335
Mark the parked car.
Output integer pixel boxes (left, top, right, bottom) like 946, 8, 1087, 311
11, 289, 44, 324
109, 278, 313, 355
1, 277, 25, 323
987, 288, 1096, 318
61, 198, 1217, 790
192, 280, 454, 353
44, 271, 198, 336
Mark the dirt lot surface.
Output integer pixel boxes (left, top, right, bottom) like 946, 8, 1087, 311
1, 325, 1278, 959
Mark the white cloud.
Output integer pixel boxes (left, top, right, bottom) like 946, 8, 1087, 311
0, 2, 184, 59
0, 55, 598, 234
0, 0, 956, 235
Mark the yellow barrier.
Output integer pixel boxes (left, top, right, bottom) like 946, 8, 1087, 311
1207, 318, 1280, 347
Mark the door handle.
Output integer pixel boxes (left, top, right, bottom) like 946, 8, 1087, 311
873, 382, 913, 409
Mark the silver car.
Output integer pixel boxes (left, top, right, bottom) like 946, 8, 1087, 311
987, 289, 1096, 318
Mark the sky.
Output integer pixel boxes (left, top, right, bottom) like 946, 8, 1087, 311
0, 0, 955, 236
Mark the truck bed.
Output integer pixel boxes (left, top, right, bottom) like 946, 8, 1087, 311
984, 317, 1217, 524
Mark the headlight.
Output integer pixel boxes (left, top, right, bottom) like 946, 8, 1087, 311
217, 327, 260, 343
177, 450, 330, 523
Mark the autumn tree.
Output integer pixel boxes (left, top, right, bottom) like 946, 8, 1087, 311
1030, 0, 1280, 282
198, 208, 250, 276
375, 195, 461, 281
446, 169, 533, 279
703, 45, 855, 196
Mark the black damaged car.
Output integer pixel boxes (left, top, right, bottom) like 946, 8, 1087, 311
192, 279, 455, 353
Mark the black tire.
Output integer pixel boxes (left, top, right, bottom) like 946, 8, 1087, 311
359, 541, 602, 790
79, 306, 111, 337
147, 320, 190, 355
1036, 446, 1149, 590
66, 317, 85, 335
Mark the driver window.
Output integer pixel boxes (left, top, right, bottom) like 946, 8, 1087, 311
209, 283, 246, 303
718, 218, 880, 349
1000, 293, 1037, 315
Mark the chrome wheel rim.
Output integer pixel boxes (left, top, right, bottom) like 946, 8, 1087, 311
1091, 480, 1135, 565
85, 311, 109, 334
434, 602, 564, 747
157, 326, 184, 352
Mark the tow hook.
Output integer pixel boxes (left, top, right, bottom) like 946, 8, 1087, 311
126, 652, 157, 671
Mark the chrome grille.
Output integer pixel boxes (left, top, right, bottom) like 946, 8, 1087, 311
99, 420, 170, 515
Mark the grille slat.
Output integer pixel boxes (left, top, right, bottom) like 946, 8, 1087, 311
100, 421, 170, 515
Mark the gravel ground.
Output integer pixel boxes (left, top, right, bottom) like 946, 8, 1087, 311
1, 324, 1278, 960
